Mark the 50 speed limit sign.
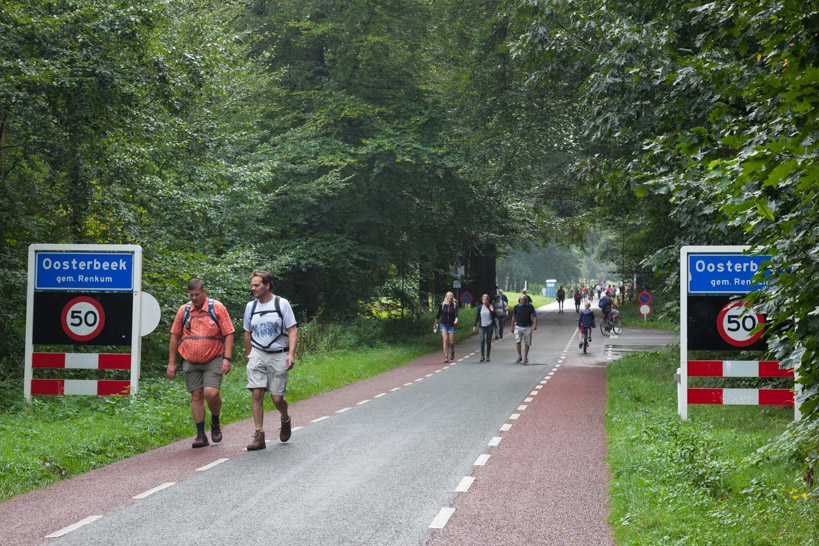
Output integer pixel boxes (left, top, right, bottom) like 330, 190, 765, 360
60, 296, 106, 342
716, 301, 764, 347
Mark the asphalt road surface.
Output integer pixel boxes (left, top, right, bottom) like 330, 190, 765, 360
4, 302, 675, 545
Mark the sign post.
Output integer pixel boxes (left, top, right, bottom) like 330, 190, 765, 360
25, 244, 145, 401
679, 246, 797, 420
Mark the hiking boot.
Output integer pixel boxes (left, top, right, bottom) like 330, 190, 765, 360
247, 430, 266, 451
192, 433, 209, 448
280, 417, 292, 443
210, 422, 222, 443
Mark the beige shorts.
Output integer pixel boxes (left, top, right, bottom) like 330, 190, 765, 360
183, 356, 223, 392
246, 347, 289, 396
514, 326, 533, 346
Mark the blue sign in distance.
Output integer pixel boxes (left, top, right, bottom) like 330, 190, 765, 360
35, 252, 135, 291
687, 254, 770, 294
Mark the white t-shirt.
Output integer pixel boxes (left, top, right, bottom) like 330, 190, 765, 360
243, 296, 297, 351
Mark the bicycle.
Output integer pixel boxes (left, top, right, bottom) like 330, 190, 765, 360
600, 313, 623, 337
580, 326, 592, 353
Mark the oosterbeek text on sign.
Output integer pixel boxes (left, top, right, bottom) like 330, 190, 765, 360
40, 258, 129, 272
693, 259, 759, 274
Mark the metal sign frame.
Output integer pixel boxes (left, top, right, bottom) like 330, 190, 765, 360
25, 244, 143, 401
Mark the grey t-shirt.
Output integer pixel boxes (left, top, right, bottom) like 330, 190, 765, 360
244, 296, 297, 351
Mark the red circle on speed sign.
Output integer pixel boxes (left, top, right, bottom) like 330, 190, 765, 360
61, 296, 106, 342
716, 301, 764, 347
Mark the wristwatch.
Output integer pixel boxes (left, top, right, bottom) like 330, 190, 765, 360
223, 356, 232, 362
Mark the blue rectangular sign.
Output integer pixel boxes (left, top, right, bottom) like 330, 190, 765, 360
34, 252, 134, 291
687, 253, 770, 294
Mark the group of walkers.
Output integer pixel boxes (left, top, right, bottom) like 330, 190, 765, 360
433, 289, 538, 365
168, 271, 297, 450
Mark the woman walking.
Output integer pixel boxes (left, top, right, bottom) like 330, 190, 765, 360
433, 291, 459, 362
473, 294, 495, 362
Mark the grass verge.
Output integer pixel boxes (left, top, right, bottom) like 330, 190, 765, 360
0, 309, 477, 503
606, 348, 818, 544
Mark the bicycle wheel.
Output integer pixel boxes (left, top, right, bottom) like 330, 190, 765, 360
600, 320, 610, 337
612, 317, 623, 336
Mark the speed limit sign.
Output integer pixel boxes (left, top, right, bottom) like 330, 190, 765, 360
716, 301, 764, 347
61, 296, 106, 342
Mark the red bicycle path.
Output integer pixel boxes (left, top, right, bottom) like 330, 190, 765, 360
4, 303, 622, 545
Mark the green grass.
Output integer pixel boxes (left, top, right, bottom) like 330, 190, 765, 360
606, 348, 818, 544
504, 291, 554, 310
0, 309, 480, 502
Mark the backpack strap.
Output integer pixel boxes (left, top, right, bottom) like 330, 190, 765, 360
180, 299, 224, 344
249, 295, 288, 350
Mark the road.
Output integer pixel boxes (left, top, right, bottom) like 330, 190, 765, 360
3, 302, 675, 545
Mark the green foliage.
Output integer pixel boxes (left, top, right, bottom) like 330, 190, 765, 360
607, 349, 819, 543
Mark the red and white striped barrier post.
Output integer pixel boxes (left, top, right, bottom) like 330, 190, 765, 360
685, 360, 794, 407
29, 352, 132, 396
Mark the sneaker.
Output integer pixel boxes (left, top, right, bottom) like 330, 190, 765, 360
280, 417, 292, 443
247, 430, 266, 451
444, 358, 449, 363
486, 357, 491, 362
579, 342, 583, 349
524, 358, 529, 364
480, 357, 485, 362
210, 422, 222, 443
192, 433, 209, 448
516, 356, 522, 363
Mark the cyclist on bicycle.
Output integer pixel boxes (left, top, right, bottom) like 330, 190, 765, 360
578, 301, 595, 348
599, 290, 620, 323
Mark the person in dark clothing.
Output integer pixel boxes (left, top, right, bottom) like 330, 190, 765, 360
574, 288, 582, 313
492, 293, 508, 339
472, 294, 495, 362
433, 291, 459, 362
511, 295, 537, 364
556, 286, 565, 313
578, 301, 595, 348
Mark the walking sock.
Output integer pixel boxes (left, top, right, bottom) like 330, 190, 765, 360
211, 414, 220, 426
195, 421, 205, 435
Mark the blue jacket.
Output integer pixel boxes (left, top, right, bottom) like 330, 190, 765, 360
579, 308, 596, 329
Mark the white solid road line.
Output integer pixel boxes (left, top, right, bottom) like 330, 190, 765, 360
455, 476, 475, 492
132, 482, 175, 499
196, 458, 229, 472
46, 515, 103, 538
430, 507, 456, 529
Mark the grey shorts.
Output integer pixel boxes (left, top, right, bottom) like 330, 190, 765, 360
246, 347, 289, 396
514, 326, 533, 346
183, 356, 223, 392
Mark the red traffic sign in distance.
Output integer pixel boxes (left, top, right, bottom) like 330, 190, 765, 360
716, 301, 765, 347
638, 291, 652, 304
61, 296, 106, 342
460, 291, 472, 305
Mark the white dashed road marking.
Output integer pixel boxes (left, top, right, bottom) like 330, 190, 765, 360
311, 416, 330, 423
132, 482, 175, 499
456, 476, 475, 492
46, 516, 103, 539
474, 454, 491, 466
488, 437, 502, 447
196, 458, 229, 472
430, 507, 456, 529
500, 423, 512, 431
